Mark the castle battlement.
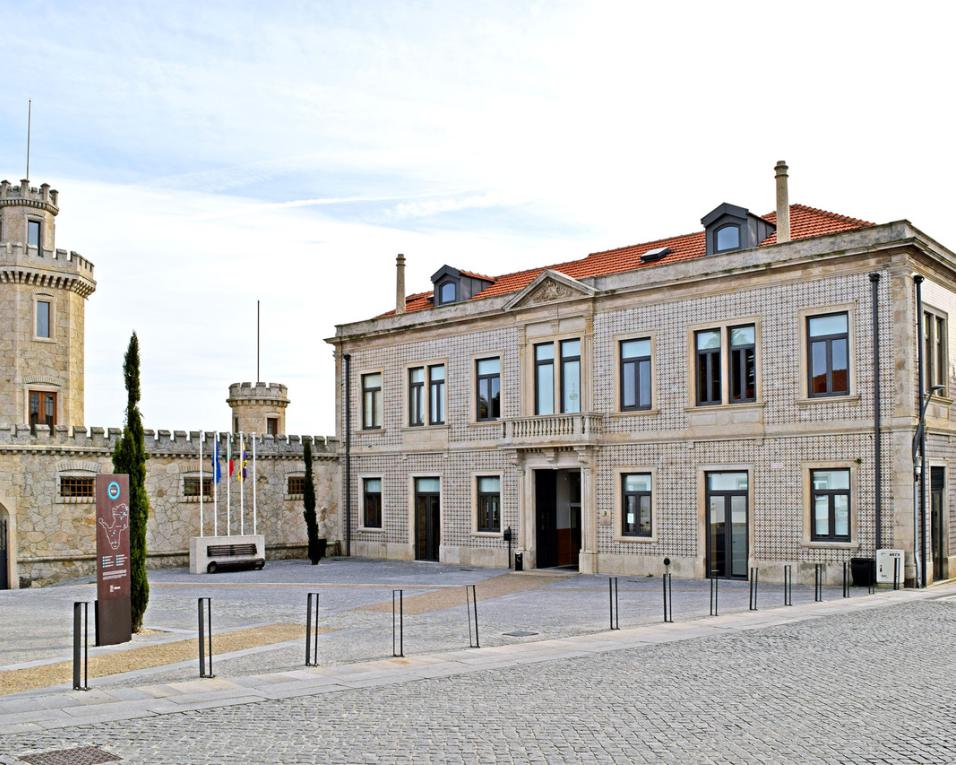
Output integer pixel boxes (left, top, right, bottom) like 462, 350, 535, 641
0, 424, 337, 458
0, 242, 96, 297
0, 179, 59, 214
228, 382, 289, 403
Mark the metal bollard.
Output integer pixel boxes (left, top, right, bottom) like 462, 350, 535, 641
842, 562, 849, 598
72, 601, 90, 691
608, 577, 620, 630
465, 585, 480, 648
392, 589, 404, 657
749, 568, 759, 611
709, 573, 718, 616
305, 592, 320, 667
893, 557, 900, 591
198, 597, 214, 678
784, 565, 793, 606
814, 564, 824, 602
662, 572, 673, 623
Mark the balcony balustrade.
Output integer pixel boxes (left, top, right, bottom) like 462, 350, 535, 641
502, 413, 603, 446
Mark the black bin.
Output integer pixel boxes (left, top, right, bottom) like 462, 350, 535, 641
514, 552, 523, 572
850, 557, 875, 587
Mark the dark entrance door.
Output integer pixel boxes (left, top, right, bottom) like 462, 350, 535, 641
535, 469, 581, 568
414, 478, 440, 561
931, 466, 945, 580
705, 472, 749, 579
0, 512, 8, 590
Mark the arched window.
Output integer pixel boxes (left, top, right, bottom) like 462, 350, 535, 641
715, 224, 741, 253
439, 281, 457, 304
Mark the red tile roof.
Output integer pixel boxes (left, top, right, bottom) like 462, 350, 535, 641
385, 204, 873, 317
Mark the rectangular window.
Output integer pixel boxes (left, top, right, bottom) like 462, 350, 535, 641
36, 300, 51, 338
287, 476, 305, 495
476, 476, 501, 533
362, 373, 383, 429
729, 324, 756, 403
535, 343, 555, 415
810, 469, 851, 541
27, 220, 41, 249
924, 310, 947, 395
183, 476, 213, 498
408, 367, 425, 426
807, 312, 849, 397
267, 417, 278, 436
476, 357, 501, 421
29, 390, 56, 428
620, 338, 652, 411
60, 475, 94, 498
696, 329, 722, 405
363, 477, 382, 528
560, 339, 581, 413
622, 473, 652, 537
429, 364, 446, 424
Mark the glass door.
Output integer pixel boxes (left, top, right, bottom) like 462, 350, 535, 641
706, 472, 749, 579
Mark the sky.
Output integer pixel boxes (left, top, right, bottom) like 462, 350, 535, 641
1, 1, 955, 435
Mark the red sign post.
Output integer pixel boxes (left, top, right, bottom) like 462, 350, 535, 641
96, 474, 132, 646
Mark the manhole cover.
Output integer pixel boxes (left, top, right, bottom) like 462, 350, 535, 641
503, 630, 539, 637
19, 747, 120, 765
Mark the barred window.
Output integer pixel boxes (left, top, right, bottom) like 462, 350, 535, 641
288, 476, 306, 495
60, 476, 94, 498
183, 476, 213, 498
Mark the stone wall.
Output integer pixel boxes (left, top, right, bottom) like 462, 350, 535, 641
0, 426, 339, 587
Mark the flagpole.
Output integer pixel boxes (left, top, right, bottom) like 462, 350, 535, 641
252, 433, 257, 536
199, 431, 204, 538
213, 431, 219, 537
226, 432, 232, 536
240, 431, 245, 536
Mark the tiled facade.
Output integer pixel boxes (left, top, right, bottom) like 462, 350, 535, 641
330, 211, 956, 586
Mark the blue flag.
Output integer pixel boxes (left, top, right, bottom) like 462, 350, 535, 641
212, 439, 222, 484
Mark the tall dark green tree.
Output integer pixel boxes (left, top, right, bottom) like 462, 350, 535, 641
112, 332, 150, 632
303, 438, 321, 564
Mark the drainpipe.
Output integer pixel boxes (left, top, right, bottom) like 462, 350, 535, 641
869, 272, 883, 552
344, 352, 352, 557
913, 275, 926, 587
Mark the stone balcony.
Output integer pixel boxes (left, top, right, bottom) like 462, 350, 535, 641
501, 413, 603, 448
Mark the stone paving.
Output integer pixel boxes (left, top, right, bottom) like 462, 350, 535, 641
1, 583, 954, 763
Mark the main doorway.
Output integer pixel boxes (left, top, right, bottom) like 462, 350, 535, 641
931, 466, 946, 580
414, 477, 440, 562
705, 471, 749, 579
535, 469, 581, 568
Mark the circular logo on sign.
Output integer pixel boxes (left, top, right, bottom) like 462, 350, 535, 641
107, 481, 121, 500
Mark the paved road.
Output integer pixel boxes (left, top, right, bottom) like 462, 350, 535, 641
4, 596, 955, 764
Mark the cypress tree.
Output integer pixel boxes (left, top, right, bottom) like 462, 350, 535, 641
112, 332, 150, 632
303, 438, 321, 564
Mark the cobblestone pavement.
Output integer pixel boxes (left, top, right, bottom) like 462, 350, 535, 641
4, 597, 955, 764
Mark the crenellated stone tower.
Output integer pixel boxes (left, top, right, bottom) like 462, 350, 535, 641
0, 179, 96, 429
227, 382, 289, 436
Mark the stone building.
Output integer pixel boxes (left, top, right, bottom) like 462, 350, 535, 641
0, 178, 338, 588
327, 162, 955, 586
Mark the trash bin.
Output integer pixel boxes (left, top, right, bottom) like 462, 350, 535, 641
514, 552, 523, 572
850, 557, 875, 587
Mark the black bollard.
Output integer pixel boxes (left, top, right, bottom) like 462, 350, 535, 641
814, 564, 824, 602
709, 573, 718, 617
72, 601, 90, 691
305, 592, 320, 667
466, 585, 480, 648
198, 597, 214, 678
662, 572, 673, 623
392, 589, 404, 657
784, 565, 793, 606
608, 577, 620, 630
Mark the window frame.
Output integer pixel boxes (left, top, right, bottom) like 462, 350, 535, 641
183, 475, 213, 500
728, 324, 756, 404
809, 468, 851, 542
619, 337, 653, 412
695, 329, 722, 406
923, 306, 948, 397
27, 218, 42, 250
362, 475, 384, 529
806, 311, 850, 398
438, 280, 457, 305
475, 474, 502, 534
428, 364, 446, 425
476, 356, 501, 422
620, 472, 653, 538
408, 366, 425, 427
34, 297, 52, 340
266, 417, 279, 436
531, 335, 584, 416
714, 223, 741, 253
612, 466, 658, 543
60, 474, 95, 499
534, 342, 556, 415
28, 389, 57, 429
360, 371, 384, 430
559, 338, 582, 414
286, 475, 306, 497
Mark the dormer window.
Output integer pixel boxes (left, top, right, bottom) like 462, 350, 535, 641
715, 224, 740, 253
438, 281, 457, 305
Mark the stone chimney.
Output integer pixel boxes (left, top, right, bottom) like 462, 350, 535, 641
774, 160, 790, 244
395, 253, 406, 314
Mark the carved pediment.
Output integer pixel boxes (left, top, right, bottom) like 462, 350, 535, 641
504, 270, 595, 310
